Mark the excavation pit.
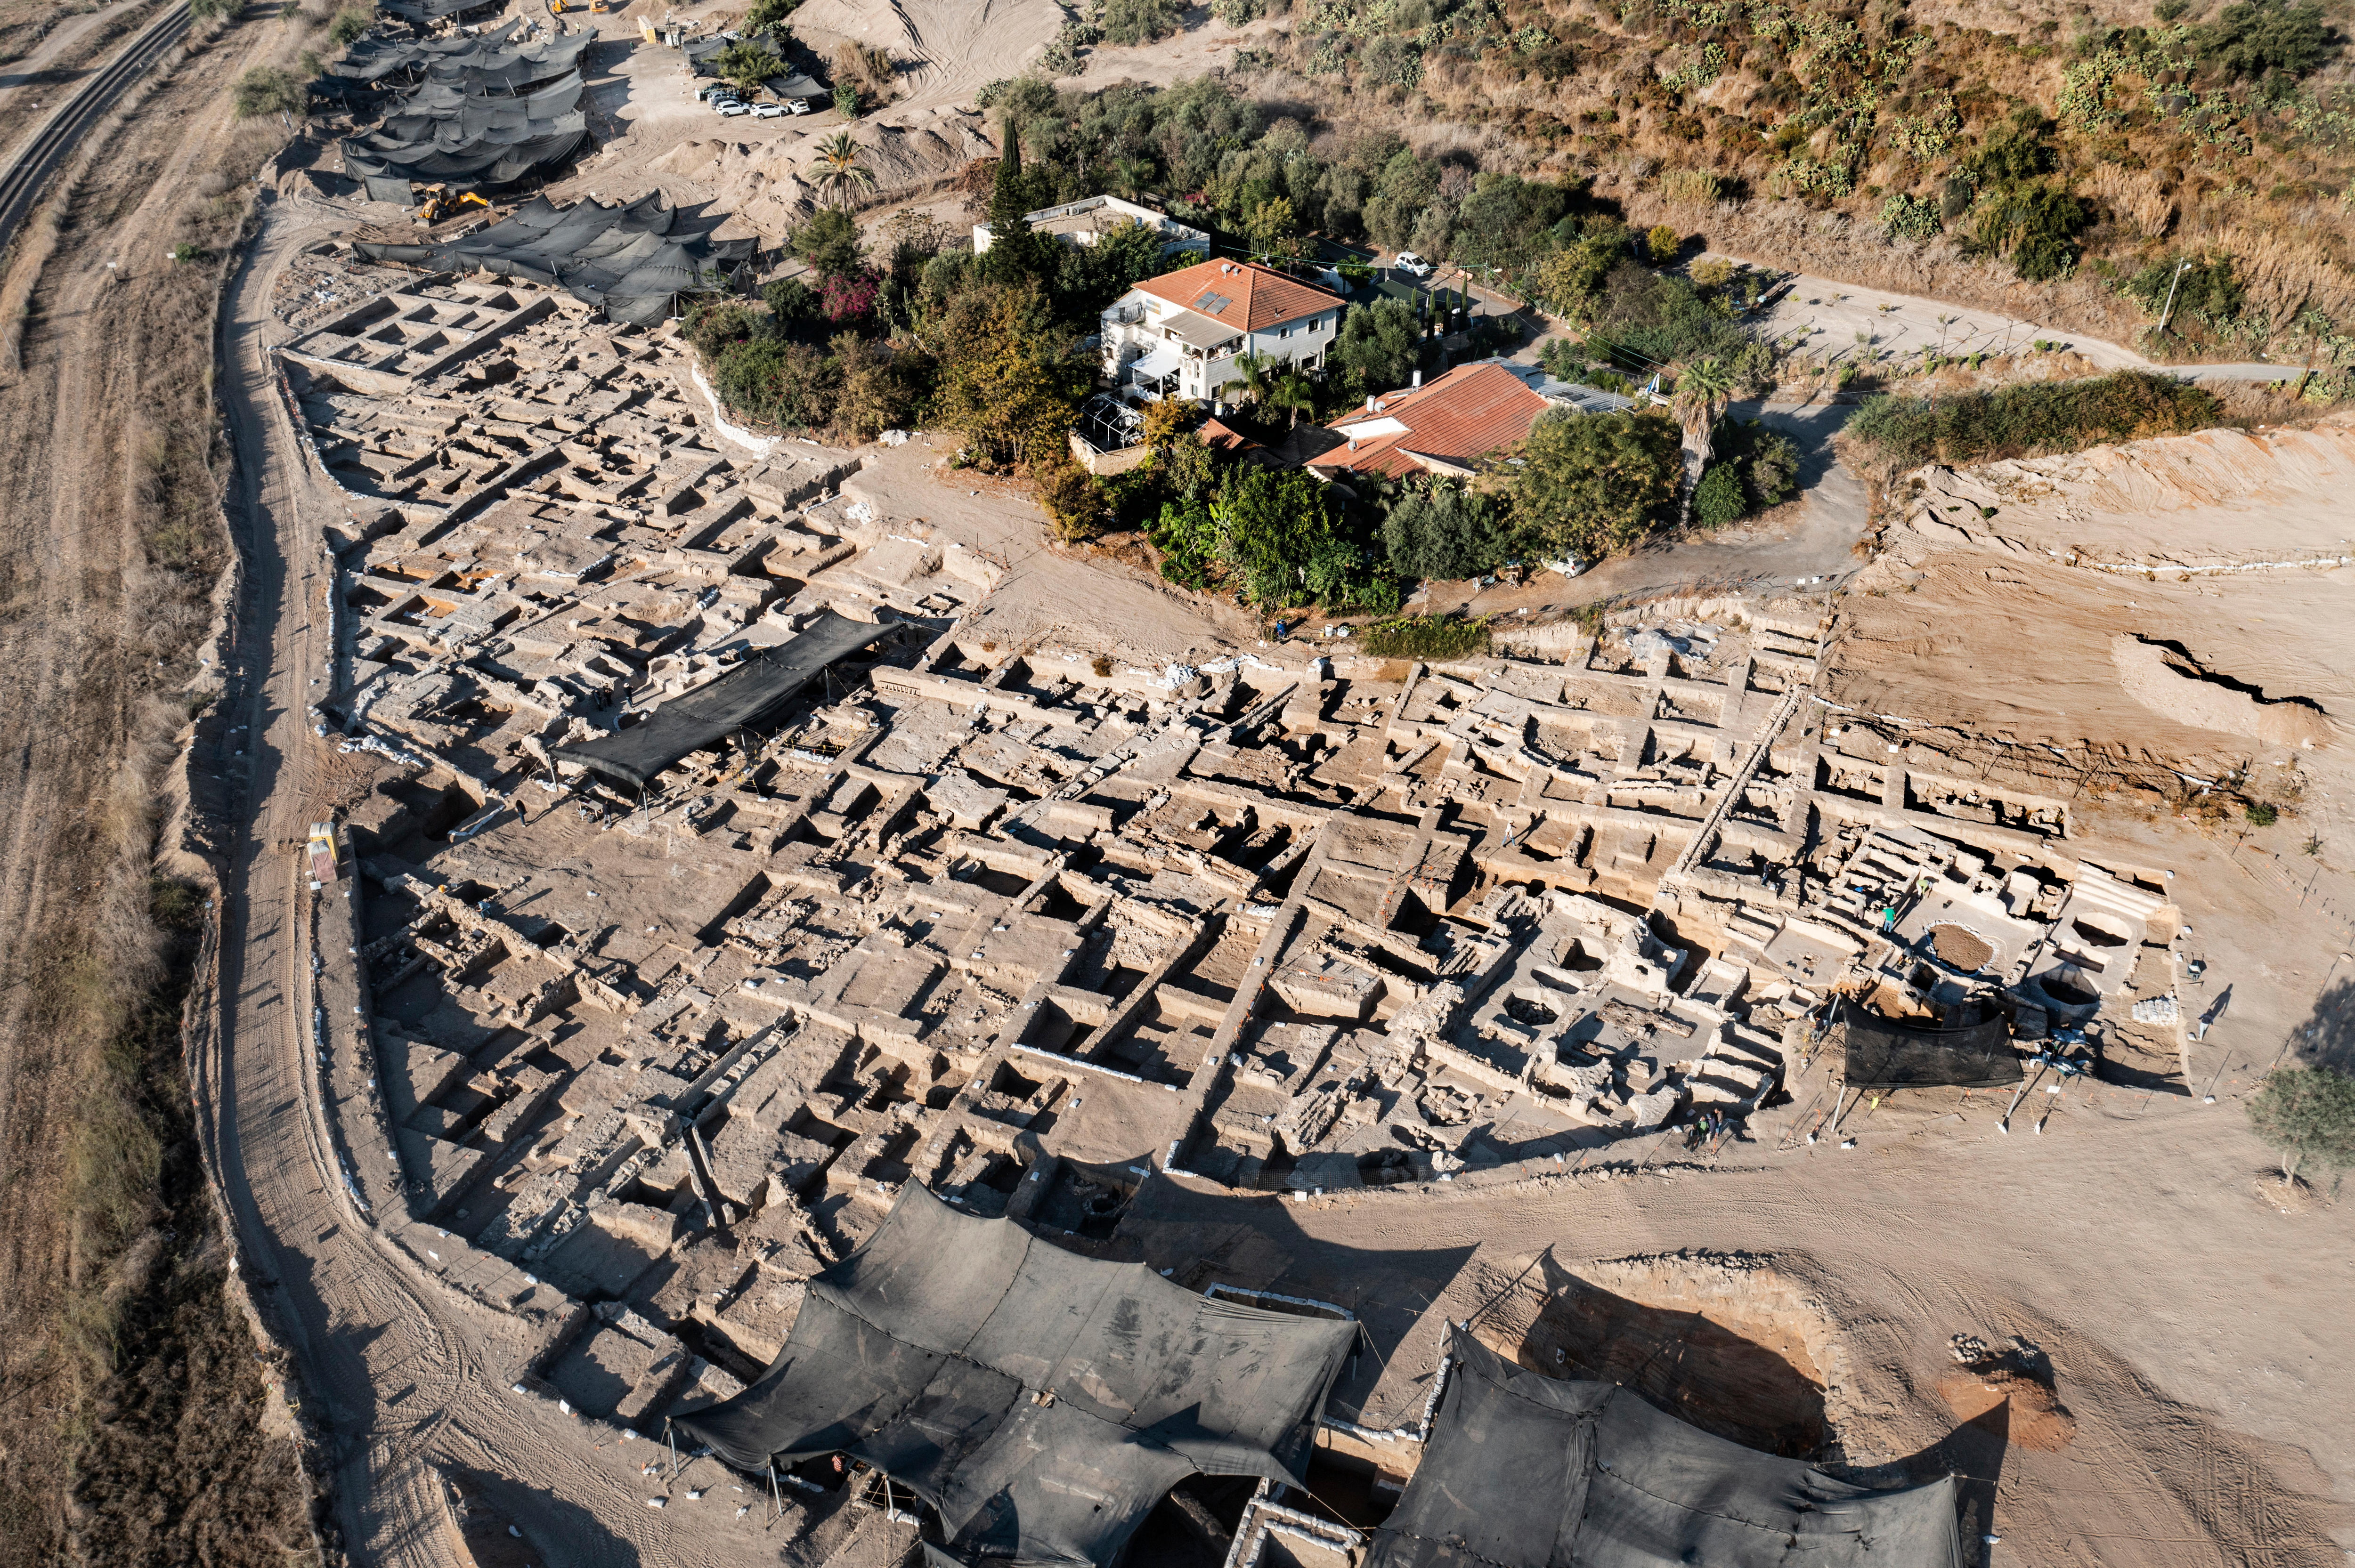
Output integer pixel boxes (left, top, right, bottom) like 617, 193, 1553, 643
1512, 1257, 1843, 1459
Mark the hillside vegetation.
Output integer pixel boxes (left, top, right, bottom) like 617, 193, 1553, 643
1023, 0, 2354, 383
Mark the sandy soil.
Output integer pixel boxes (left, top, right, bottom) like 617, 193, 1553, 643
552, 0, 1059, 240
1051, 9, 1284, 90
843, 438, 1260, 666
1741, 263, 2291, 382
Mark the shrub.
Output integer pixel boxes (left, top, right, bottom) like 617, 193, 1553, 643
1362, 613, 1492, 660
1104, 0, 1186, 45
2247, 801, 2280, 826
231, 65, 303, 119
327, 6, 372, 45
1691, 462, 1746, 527
1382, 480, 1518, 581
1973, 181, 2090, 282
2123, 252, 2242, 326
1035, 459, 1105, 540
1848, 370, 2223, 467
1212, 0, 1264, 21
834, 81, 861, 117
1658, 169, 1722, 207
1644, 224, 1682, 264
1880, 192, 1942, 241
2204, 0, 2336, 79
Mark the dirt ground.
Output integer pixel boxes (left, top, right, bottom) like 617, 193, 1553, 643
4, 2, 2345, 1565
1738, 262, 2289, 382
0, 6, 327, 1563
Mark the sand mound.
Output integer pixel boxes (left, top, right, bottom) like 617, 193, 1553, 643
650, 105, 994, 234
2110, 634, 2332, 749
1937, 1365, 2079, 1451
788, 0, 1063, 103
1898, 408, 2355, 571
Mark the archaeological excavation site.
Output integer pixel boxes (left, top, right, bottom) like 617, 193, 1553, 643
8, 0, 2347, 1558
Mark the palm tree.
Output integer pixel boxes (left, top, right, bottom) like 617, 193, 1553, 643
1670, 354, 1736, 524
1268, 365, 1316, 430
1227, 350, 1274, 412
812, 131, 875, 213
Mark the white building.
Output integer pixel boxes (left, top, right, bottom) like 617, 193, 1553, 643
1099, 258, 1344, 404
972, 194, 1210, 260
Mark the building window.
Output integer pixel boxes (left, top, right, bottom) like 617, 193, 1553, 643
1278, 325, 1292, 339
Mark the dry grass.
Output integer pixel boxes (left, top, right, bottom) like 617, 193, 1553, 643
0, 8, 325, 1564
2086, 164, 2175, 242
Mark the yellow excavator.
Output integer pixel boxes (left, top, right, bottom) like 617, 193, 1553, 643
414, 185, 491, 226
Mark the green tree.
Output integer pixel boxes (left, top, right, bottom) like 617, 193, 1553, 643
1644, 224, 1682, 264
2247, 1065, 2355, 1183
1245, 196, 1301, 259
935, 285, 1075, 470
1510, 408, 1680, 563
233, 65, 304, 119
1382, 479, 1516, 581
1332, 298, 1421, 396
812, 129, 876, 211
1670, 354, 1737, 524
1528, 228, 1624, 325
986, 121, 1051, 284
327, 6, 373, 45
1212, 466, 1336, 607
1267, 365, 1316, 429
791, 207, 863, 278
711, 39, 784, 94
744, 0, 801, 33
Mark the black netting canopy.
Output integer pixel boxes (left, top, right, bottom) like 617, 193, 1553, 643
350, 191, 757, 324
1838, 998, 2022, 1091
674, 1185, 1359, 1568
550, 610, 891, 792
1367, 1332, 1965, 1568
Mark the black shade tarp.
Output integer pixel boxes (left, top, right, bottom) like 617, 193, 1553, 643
1838, 997, 2022, 1090
551, 610, 889, 792
1367, 1331, 1965, 1568
674, 1184, 1359, 1568
351, 192, 756, 324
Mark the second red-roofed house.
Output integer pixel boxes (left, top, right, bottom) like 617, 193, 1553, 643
1310, 360, 1563, 480
1101, 258, 1345, 404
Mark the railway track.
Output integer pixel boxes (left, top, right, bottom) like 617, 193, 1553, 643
0, 2, 193, 259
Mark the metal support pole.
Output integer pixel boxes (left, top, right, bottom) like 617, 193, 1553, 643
667, 1416, 679, 1479
771, 1460, 782, 1521
1999, 1063, 2046, 1133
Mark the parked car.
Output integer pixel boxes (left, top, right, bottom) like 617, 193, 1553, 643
717, 99, 749, 115
784, 96, 812, 113
1393, 251, 1434, 278
751, 101, 785, 118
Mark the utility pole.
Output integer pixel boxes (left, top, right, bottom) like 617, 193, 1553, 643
2156, 258, 2193, 336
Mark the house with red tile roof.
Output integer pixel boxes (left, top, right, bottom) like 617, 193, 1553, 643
1101, 259, 1344, 404
1310, 360, 1563, 480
